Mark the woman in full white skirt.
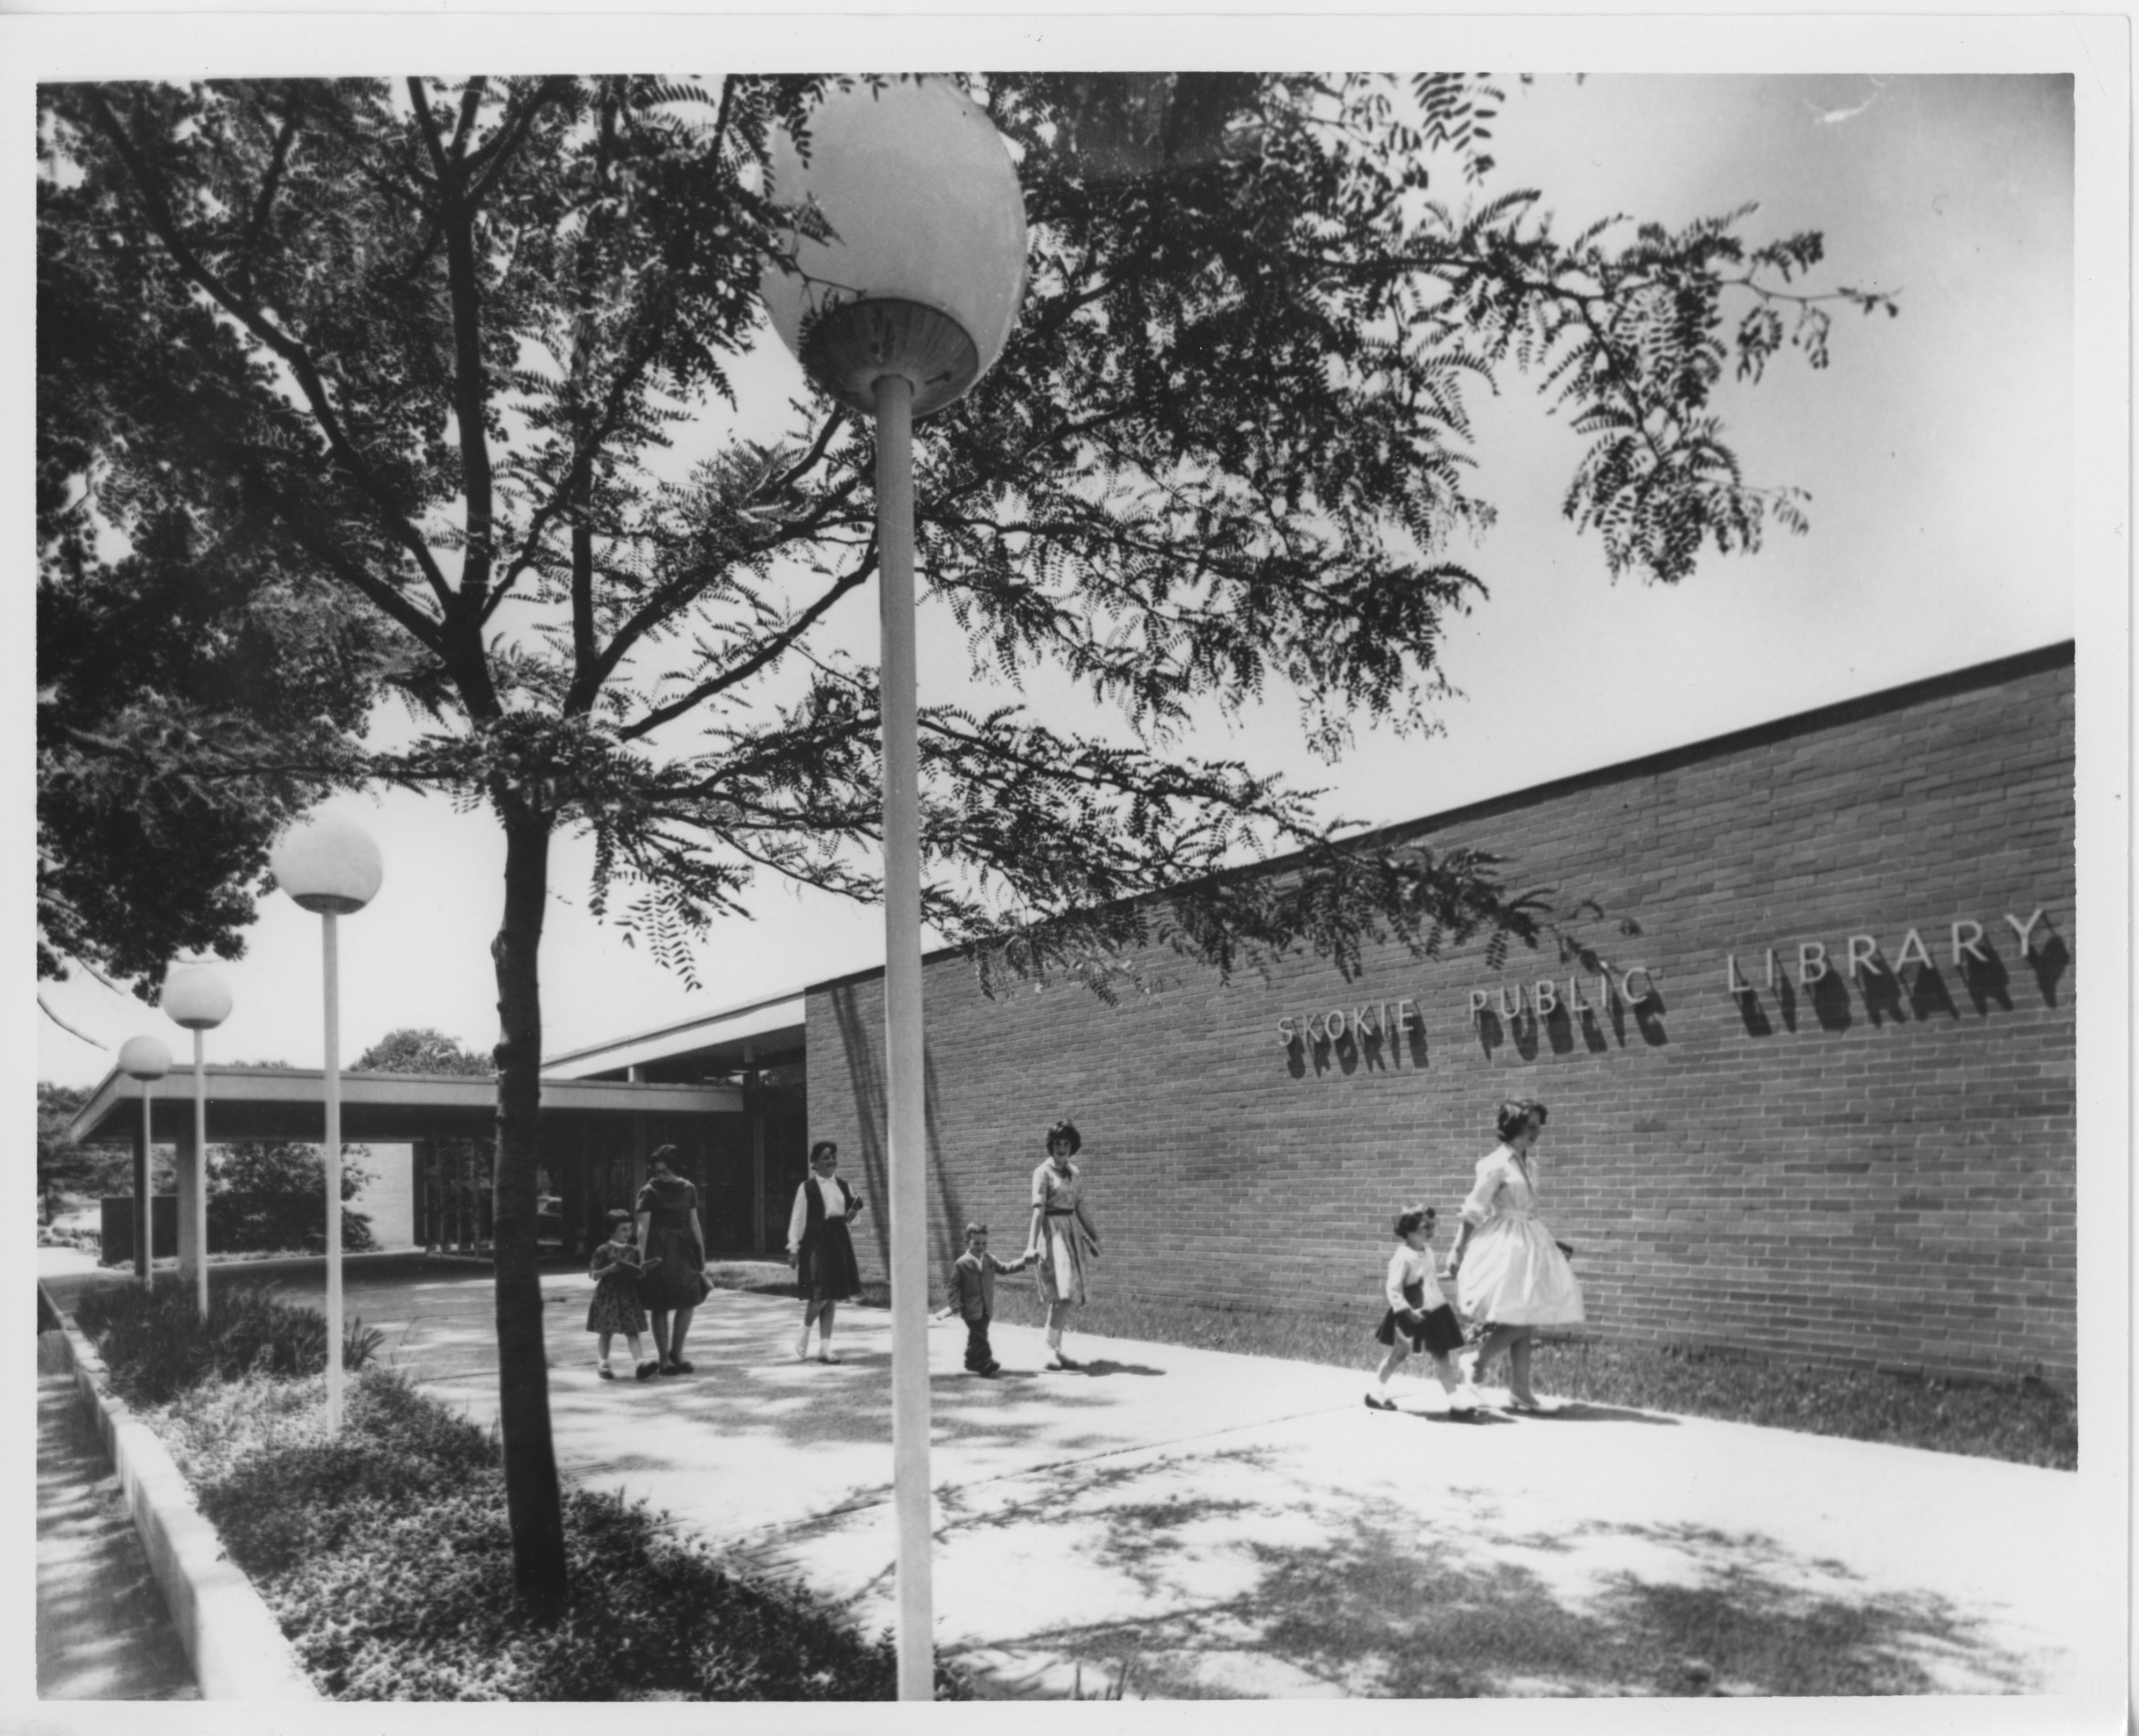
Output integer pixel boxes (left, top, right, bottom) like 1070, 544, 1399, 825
1447, 1099, 1584, 1411
1025, 1119, 1100, 1370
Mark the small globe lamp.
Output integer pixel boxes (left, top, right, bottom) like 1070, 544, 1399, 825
270, 813, 383, 1434
118, 1034, 171, 1289
164, 963, 232, 1320
762, 77, 1027, 1701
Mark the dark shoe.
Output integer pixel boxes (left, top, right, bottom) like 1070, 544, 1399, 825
983, 1361, 1003, 1375
636, 1362, 661, 1382
667, 1359, 695, 1375
597, 1366, 616, 1381
1364, 1394, 1397, 1411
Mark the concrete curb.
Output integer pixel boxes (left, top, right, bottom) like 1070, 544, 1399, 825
39, 1282, 322, 1703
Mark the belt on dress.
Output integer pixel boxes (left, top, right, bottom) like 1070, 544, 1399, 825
1041, 1207, 1077, 1216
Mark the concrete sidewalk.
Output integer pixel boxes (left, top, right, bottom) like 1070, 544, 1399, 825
35, 1337, 199, 1701
42, 1255, 2084, 1698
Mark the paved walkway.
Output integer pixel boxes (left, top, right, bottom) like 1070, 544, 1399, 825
35, 1336, 199, 1701
41, 1256, 2085, 1698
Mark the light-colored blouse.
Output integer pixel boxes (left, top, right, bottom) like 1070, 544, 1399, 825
786, 1173, 859, 1258
1460, 1144, 1541, 1227
1384, 1243, 1448, 1312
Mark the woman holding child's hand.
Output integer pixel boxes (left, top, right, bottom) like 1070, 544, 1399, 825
1027, 1120, 1099, 1372
1447, 1099, 1585, 1412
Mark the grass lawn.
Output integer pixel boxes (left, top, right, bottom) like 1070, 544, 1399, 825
984, 1288, 2076, 1470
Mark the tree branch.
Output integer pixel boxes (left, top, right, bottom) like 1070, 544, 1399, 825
81, 89, 461, 614
408, 78, 501, 679
618, 553, 879, 742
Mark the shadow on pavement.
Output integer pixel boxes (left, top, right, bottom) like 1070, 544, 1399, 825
1507, 1402, 1678, 1426
36, 1360, 200, 1701
948, 1451, 2046, 1698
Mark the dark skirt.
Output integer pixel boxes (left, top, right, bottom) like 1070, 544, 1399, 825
798, 1219, 862, 1303
639, 1227, 711, 1311
1376, 1302, 1464, 1356
586, 1271, 648, 1336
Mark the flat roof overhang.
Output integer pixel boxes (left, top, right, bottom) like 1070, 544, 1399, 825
68, 1064, 742, 1146
542, 991, 807, 1079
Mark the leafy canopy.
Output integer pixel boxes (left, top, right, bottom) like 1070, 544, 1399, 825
354, 1027, 496, 1076
38, 74, 1889, 995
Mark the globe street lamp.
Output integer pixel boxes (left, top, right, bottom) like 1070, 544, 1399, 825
163, 962, 232, 1321
117, 1035, 170, 1290
269, 813, 383, 1435
762, 77, 1027, 1701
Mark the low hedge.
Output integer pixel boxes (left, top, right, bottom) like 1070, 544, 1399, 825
71, 1278, 385, 1406
77, 1280, 969, 1700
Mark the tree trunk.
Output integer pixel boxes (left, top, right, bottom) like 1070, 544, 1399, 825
491, 798, 568, 1619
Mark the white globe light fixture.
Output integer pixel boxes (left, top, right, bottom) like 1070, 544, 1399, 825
119, 1035, 171, 1289
164, 964, 232, 1321
271, 814, 383, 1434
763, 76, 1027, 1702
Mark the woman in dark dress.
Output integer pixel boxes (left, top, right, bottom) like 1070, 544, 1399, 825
786, 1141, 864, 1362
635, 1147, 712, 1375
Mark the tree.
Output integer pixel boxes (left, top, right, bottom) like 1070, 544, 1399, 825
37, 72, 1886, 1617
355, 1026, 496, 1075
207, 1140, 376, 1254
37, 1082, 111, 1221
37, 233, 385, 993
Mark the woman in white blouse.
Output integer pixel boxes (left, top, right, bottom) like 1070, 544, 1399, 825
1446, 1099, 1585, 1411
786, 1141, 865, 1362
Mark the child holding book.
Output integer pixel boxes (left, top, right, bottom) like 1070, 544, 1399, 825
587, 1208, 661, 1381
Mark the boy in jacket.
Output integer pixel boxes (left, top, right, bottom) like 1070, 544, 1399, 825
935, 1223, 1029, 1374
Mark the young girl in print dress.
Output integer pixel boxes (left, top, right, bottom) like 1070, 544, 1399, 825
1367, 1208, 1477, 1417
587, 1209, 660, 1381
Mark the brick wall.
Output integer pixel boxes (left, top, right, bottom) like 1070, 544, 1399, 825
806, 646, 2076, 1383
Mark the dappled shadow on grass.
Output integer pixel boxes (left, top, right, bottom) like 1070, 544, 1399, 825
951, 1450, 2044, 1699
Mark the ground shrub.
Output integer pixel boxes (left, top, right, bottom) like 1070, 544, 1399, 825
70, 1277, 383, 1405
170, 1370, 968, 1701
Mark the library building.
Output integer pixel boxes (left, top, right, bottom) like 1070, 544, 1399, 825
550, 640, 2078, 1386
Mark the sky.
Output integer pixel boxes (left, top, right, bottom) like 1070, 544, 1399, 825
33, 69, 2084, 1090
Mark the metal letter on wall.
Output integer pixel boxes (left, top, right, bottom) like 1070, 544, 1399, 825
2005, 908, 2046, 954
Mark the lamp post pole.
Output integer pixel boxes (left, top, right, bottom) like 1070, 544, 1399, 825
118, 1036, 170, 1290
873, 370, 933, 1682
164, 964, 232, 1321
192, 1031, 208, 1312
271, 813, 383, 1437
762, 77, 1027, 1701
322, 909, 345, 1428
